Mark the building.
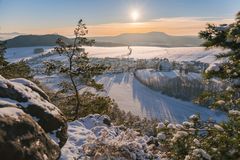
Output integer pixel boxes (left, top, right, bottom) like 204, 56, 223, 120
158, 58, 172, 71
34, 48, 44, 54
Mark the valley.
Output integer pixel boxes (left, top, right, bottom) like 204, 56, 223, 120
6, 46, 226, 123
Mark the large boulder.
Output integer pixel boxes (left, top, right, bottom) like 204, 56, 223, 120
10, 78, 50, 101
0, 75, 67, 147
0, 107, 60, 160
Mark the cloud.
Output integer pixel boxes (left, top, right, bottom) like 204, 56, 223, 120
152, 16, 232, 22
1, 17, 234, 38
0, 32, 25, 40
86, 17, 234, 36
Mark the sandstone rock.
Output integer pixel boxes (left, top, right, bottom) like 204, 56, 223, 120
0, 75, 67, 147
0, 107, 60, 160
102, 115, 111, 126
10, 78, 50, 101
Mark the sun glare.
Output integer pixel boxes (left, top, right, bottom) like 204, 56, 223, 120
131, 10, 139, 22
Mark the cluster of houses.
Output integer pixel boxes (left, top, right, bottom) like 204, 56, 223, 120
157, 58, 209, 73
31, 46, 209, 74
89, 57, 209, 74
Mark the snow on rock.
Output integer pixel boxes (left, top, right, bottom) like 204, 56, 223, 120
171, 131, 188, 142
61, 114, 159, 160
0, 107, 61, 160
192, 148, 211, 160
10, 78, 50, 101
156, 122, 165, 129
0, 75, 67, 147
229, 110, 240, 116
78, 114, 111, 129
205, 63, 221, 73
157, 132, 166, 140
0, 97, 21, 108
213, 124, 224, 131
0, 107, 24, 121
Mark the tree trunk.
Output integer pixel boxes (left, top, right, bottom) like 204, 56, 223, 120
70, 74, 80, 120
70, 36, 81, 120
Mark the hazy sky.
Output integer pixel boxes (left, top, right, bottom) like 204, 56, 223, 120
0, 0, 239, 38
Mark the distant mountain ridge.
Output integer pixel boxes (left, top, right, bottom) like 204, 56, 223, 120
6, 32, 202, 48
0, 32, 24, 40
6, 34, 72, 48
6, 34, 125, 48
93, 32, 203, 47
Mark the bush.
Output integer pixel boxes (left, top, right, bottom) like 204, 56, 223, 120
0, 40, 32, 79
153, 113, 240, 160
44, 88, 158, 136
0, 60, 32, 79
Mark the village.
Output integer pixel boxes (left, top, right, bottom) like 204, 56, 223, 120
24, 46, 225, 102
32, 47, 210, 75
90, 56, 209, 74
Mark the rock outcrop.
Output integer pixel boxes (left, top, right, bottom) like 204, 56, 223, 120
0, 75, 68, 148
10, 78, 50, 101
61, 114, 159, 160
0, 107, 60, 160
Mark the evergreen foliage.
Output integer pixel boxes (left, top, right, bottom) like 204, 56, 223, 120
44, 20, 108, 119
198, 12, 240, 110
0, 41, 8, 67
0, 41, 31, 79
152, 12, 240, 160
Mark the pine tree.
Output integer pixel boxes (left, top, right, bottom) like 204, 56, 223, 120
0, 41, 31, 79
199, 12, 240, 111
44, 20, 108, 119
0, 41, 8, 67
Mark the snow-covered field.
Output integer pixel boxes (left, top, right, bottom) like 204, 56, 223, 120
6, 46, 226, 63
87, 46, 225, 64
5, 46, 54, 63
97, 73, 225, 123
32, 72, 226, 123
5, 46, 226, 123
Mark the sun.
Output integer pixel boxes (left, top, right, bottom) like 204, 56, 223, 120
131, 10, 139, 22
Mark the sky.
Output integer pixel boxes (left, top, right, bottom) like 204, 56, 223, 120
0, 0, 239, 39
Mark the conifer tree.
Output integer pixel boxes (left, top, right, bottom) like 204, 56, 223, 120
44, 20, 107, 119
155, 12, 240, 159
0, 41, 31, 79
0, 41, 8, 67
198, 12, 240, 111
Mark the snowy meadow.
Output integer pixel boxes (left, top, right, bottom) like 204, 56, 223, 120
6, 46, 226, 63
6, 46, 226, 123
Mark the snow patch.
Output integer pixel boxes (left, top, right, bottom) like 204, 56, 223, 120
205, 63, 221, 72
0, 107, 24, 121
61, 114, 156, 160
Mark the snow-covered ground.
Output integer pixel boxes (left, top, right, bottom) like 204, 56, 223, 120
6, 46, 226, 64
87, 46, 226, 64
5, 46, 226, 123
97, 73, 225, 123
5, 46, 54, 63
33, 72, 225, 123
61, 114, 157, 159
